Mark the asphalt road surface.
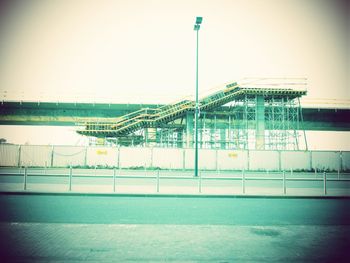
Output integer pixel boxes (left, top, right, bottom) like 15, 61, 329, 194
0, 194, 349, 225
1, 193, 350, 262
1, 167, 350, 262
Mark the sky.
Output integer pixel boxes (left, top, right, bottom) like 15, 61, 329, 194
0, 0, 349, 104
0, 0, 349, 149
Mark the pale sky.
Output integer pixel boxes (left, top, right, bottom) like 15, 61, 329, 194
0, 0, 349, 149
0, 0, 349, 103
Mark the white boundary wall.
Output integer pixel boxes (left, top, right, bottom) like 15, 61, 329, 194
311, 151, 341, 171
281, 151, 311, 171
0, 144, 19, 167
342, 152, 350, 171
217, 150, 248, 170
86, 147, 118, 167
249, 151, 279, 171
119, 147, 152, 168
0, 144, 349, 171
53, 146, 86, 167
184, 149, 217, 170
20, 145, 52, 167
152, 148, 183, 169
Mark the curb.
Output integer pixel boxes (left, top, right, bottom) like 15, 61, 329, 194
1, 190, 349, 199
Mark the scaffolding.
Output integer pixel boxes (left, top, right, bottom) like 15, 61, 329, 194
77, 78, 308, 150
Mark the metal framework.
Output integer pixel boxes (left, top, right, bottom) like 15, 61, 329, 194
78, 78, 307, 150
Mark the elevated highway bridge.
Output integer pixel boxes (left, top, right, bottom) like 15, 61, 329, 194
1, 79, 349, 150
0, 98, 349, 131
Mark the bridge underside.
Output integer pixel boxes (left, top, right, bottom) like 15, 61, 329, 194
0, 104, 348, 131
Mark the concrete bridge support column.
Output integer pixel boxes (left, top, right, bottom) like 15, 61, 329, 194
255, 95, 265, 150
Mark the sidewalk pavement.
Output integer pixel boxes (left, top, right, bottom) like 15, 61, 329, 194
0, 182, 349, 197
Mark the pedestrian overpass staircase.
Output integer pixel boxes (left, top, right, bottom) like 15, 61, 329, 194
77, 79, 307, 139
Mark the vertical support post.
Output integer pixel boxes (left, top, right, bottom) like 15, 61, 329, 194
338, 151, 341, 180
228, 115, 231, 149
145, 127, 149, 147
220, 128, 226, 149
315, 167, 317, 178
255, 95, 265, 150
113, 167, 116, 192
117, 147, 121, 169
150, 147, 154, 169
323, 171, 327, 195
84, 146, 88, 167
24, 166, 27, 190
283, 170, 286, 195
50, 146, 54, 167
199, 171, 202, 193
18, 145, 22, 168
290, 168, 293, 177
194, 27, 199, 177
156, 170, 160, 193
69, 166, 72, 191
242, 169, 245, 194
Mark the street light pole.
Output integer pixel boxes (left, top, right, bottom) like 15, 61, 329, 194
194, 17, 202, 177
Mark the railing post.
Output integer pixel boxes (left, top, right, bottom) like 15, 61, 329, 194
113, 167, 116, 192
323, 171, 327, 195
242, 169, 245, 194
24, 166, 27, 190
283, 170, 286, 195
337, 168, 340, 180
290, 168, 293, 177
69, 166, 72, 191
314, 168, 317, 178
199, 171, 202, 193
156, 170, 160, 193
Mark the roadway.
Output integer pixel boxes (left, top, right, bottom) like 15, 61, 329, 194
0, 193, 349, 262
1, 168, 350, 262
